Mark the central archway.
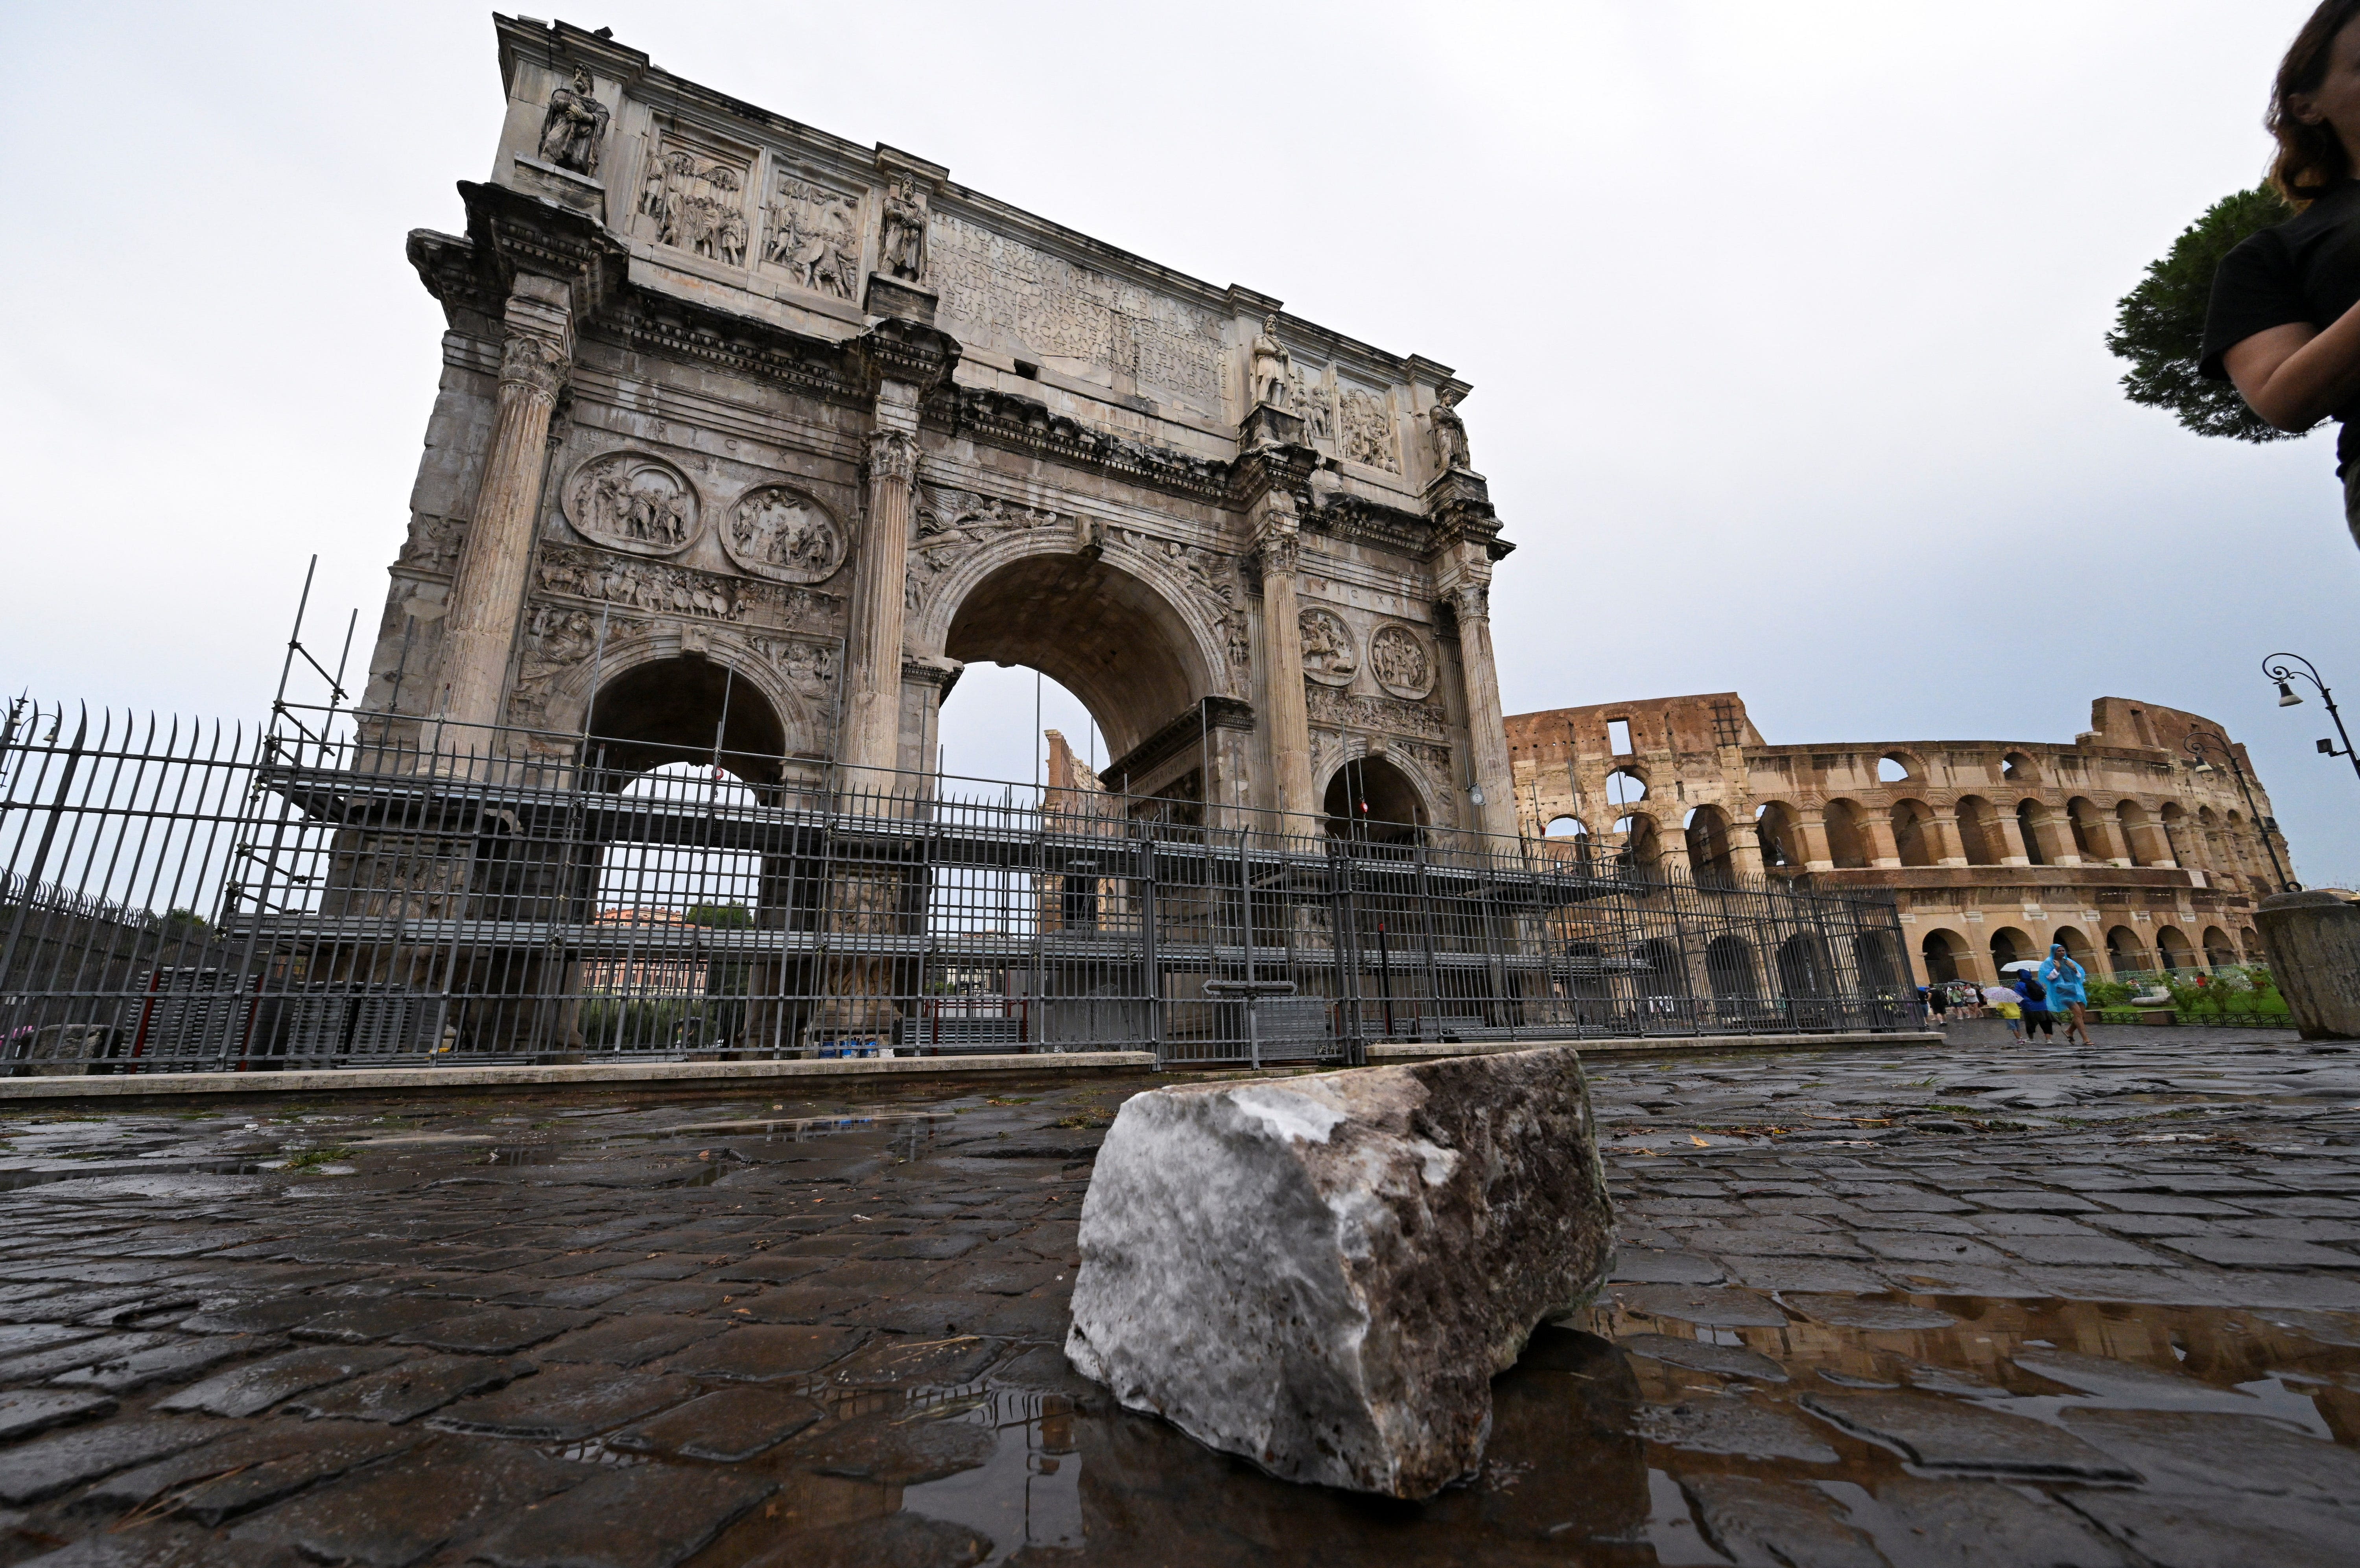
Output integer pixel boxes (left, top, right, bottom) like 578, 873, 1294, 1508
937, 553, 1217, 765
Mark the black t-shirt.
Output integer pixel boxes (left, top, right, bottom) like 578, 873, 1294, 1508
2200, 180, 2360, 470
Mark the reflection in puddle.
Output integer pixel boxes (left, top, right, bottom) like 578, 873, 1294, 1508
901, 1389, 1082, 1564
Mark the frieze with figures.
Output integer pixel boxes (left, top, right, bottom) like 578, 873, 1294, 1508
536, 542, 836, 629
763, 173, 861, 300
724, 486, 846, 584
1110, 526, 1253, 691
1338, 387, 1400, 474
1305, 683, 1450, 740
564, 453, 699, 555
638, 135, 751, 266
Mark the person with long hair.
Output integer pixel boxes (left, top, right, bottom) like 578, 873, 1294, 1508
2202, 0, 2360, 550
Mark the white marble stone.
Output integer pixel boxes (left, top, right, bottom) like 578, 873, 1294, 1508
1065, 1050, 1614, 1498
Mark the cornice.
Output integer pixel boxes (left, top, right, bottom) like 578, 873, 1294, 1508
952, 386, 1234, 504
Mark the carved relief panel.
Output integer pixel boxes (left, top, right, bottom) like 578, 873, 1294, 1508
1337, 381, 1400, 474
1287, 359, 1338, 448
762, 172, 862, 300
724, 486, 846, 584
636, 129, 753, 267
1368, 624, 1434, 700
1300, 606, 1359, 687
564, 453, 700, 555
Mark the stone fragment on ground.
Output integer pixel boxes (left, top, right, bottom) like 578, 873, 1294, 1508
1064, 1050, 1613, 1499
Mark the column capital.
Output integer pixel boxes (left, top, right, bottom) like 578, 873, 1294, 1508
498, 332, 568, 402
865, 428, 919, 486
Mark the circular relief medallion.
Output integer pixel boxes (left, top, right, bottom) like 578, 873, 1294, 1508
1369, 624, 1433, 699
723, 485, 846, 584
1299, 606, 1359, 687
564, 452, 699, 556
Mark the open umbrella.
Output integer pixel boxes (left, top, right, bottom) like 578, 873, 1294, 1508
1999, 960, 2043, 973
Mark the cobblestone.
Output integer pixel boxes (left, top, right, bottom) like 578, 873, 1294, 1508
0, 1027, 2353, 1563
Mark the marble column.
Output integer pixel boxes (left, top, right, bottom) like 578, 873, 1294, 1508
1445, 576, 1519, 842
842, 398, 920, 794
434, 275, 573, 738
1253, 510, 1317, 822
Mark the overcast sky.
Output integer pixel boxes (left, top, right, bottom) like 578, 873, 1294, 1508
4, 2, 2355, 880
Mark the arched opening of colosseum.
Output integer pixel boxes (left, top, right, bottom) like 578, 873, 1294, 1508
2066, 797, 2107, 862
1606, 767, 1648, 807
938, 552, 1213, 811
1615, 813, 1661, 874
2201, 926, 2238, 968
1323, 754, 1425, 846
2105, 924, 2149, 975
2158, 802, 2190, 866
2051, 925, 2096, 971
1954, 795, 2001, 865
2015, 799, 2053, 866
1683, 805, 1734, 883
1989, 926, 2031, 973
2002, 752, 2036, 784
1822, 799, 1870, 868
1920, 929, 1965, 984
1634, 938, 1692, 1000
1754, 803, 1799, 870
1778, 933, 1833, 999
1705, 935, 1759, 998
1538, 814, 1587, 866
585, 656, 791, 787
1877, 752, 1920, 785
1855, 931, 1904, 990
1890, 799, 1937, 868
2155, 925, 2196, 970
2114, 800, 2157, 866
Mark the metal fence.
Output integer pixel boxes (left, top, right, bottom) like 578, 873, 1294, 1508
0, 700, 1923, 1074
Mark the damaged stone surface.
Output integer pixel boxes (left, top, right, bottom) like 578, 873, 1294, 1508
1063, 1048, 1614, 1498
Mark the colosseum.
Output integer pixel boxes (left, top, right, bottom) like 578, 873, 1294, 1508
1504, 693, 2294, 988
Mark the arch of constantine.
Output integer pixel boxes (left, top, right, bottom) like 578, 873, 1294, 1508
1506, 692, 2297, 986
368, 17, 1516, 840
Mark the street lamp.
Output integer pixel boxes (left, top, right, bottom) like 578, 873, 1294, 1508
2263, 652, 2360, 788
2182, 729, 2297, 893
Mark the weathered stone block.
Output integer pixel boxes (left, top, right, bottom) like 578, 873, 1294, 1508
2258, 890, 2360, 1040
1064, 1049, 1613, 1499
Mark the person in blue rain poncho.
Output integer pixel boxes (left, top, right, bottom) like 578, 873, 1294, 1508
2040, 943, 2093, 1048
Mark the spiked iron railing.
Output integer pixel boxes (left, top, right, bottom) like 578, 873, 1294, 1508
0, 700, 1922, 1074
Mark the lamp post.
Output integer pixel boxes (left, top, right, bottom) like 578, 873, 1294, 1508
2264, 651, 2360, 789
2183, 729, 2297, 893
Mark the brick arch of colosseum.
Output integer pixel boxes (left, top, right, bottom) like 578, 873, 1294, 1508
1503, 691, 2295, 986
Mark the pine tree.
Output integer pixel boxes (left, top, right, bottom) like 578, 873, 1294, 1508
2108, 186, 2299, 443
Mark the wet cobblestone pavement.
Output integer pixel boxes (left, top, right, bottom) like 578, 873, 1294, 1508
2, 1023, 2358, 1566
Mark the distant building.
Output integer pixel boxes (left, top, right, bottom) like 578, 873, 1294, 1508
1505, 694, 2290, 986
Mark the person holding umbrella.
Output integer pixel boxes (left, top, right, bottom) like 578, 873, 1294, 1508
2041, 943, 2094, 1048
2001, 960, 2055, 1041
1984, 982, 2026, 1045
